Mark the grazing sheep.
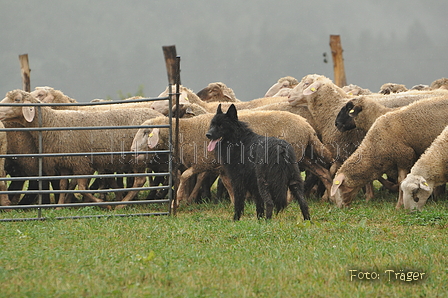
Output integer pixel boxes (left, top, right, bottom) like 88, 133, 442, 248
264, 76, 299, 97
400, 125, 448, 211
196, 82, 240, 102
132, 110, 334, 206
0, 90, 163, 207
0, 122, 8, 207
379, 83, 408, 94
330, 95, 448, 209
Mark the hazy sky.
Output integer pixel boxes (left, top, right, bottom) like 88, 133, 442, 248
1, 0, 447, 101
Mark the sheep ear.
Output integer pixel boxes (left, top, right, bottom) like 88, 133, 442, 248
223, 90, 233, 101
147, 128, 160, 149
331, 173, 345, 197
216, 104, 223, 114
419, 179, 431, 192
179, 90, 189, 103
226, 104, 238, 120
22, 101, 35, 122
185, 107, 195, 116
303, 81, 322, 95
348, 106, 362, 118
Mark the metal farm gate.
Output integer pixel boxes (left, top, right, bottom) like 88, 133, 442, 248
0, 46, 181, 222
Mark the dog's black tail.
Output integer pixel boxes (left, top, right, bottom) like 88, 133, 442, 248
289, 183, 311, 220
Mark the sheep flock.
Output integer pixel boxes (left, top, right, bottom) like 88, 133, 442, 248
1, 74, 448, 215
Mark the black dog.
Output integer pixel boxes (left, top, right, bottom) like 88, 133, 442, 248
206, 104, 310, 221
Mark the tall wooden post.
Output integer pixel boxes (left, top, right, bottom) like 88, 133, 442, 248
163, 45, 181, 216
19, 54, 31, 92
329, 35, 347, 87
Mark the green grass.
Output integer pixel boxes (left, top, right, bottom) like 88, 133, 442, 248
0, 190, 447, 297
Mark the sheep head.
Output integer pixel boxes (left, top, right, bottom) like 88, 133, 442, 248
287, 74, 333, 106
196, 82, 237, 102
379, 83, 408, 94
31, 86, 76, 103
0, 89, 39, 123
131, 119, 164, 162
264, 76, 298, 97
330, 172, 361, 208
400, 173, 433, 211
335, 98, 362, 132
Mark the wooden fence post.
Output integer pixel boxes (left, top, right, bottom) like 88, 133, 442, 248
329, 35, 347, 87
163, 45, 181, 215
19, 54, 31, 92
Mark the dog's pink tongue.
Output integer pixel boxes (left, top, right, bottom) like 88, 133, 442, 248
207, 139, 219, 152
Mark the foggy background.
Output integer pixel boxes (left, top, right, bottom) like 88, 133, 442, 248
1, 0, 447, 102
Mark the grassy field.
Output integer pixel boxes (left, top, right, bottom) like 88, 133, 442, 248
0, 189, 447, 297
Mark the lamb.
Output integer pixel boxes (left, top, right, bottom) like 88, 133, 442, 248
0, 90, 164, 207
196, 82, 240, 102
0, 122, 8, 207
400, 125, 448, 211
379, 83, 408, 94
330, 95, 448, 209
335, 89, 448, 133
132, 110, 335, 206
264, 76, 299, 97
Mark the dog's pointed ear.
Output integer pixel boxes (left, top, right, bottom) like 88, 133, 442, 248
226, 104, 238, 120
216, 104, 223, 114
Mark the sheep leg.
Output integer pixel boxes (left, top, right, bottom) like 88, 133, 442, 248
0, 180, 11, 207
395, 168, 409, 209
219, 173, 235, 204
377, 176, 399, 193
299, 156, 333, 201
115, 176, 147, 210
186, 172, 208, 204
176, 167, 197, 206
56, 178, 70, 208
76, 178, 111, 210
364, 182, 374, 202
65, 179, 77, 203
8, 180, 25, 204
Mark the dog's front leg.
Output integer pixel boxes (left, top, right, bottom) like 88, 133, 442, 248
232, 185, 246, 221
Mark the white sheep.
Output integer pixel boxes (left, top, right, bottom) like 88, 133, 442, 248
0, 90, 164, 207
400, 125, 448, 211
330, 95, 448, 209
